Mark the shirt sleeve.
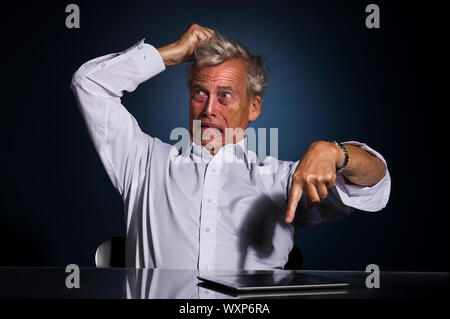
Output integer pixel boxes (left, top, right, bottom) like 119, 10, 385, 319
335, 141, 391, 212
289, 141, 391, 228
70, 39, 166, 199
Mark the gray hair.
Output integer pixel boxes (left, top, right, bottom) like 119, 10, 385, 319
187, 33, 268, 99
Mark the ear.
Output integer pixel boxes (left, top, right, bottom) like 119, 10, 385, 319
248, 95, 262, 122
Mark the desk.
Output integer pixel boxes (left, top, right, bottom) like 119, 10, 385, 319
0, 268, 447, 299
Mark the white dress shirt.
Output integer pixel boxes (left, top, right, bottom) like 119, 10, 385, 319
71, 39, 391, 270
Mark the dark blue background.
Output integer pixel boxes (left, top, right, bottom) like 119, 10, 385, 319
1, 0, 447, 271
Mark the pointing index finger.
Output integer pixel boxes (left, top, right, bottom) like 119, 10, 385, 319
285, 182, 303, 224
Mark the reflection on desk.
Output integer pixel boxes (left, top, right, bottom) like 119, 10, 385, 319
0, 268, 447, 299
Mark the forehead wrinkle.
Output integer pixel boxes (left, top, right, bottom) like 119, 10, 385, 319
192, 61, 247, 90
192, 78, 244, 97
195, 71, 241, 83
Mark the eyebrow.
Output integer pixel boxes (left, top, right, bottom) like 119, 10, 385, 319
191, 83, 238, 95
190, 83, 207, 91
217, 86, 238, 94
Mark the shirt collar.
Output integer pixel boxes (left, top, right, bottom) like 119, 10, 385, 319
178, 136, 250, 168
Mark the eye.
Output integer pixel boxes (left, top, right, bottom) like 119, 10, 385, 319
192, 89, 207, 101
218, 92, 232, 104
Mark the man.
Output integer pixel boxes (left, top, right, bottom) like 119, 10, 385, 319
71, 24, 390, 269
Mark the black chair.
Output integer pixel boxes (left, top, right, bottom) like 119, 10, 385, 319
95, 237, 125, 268
284, 244, 303, 270
95, 237, 303, 269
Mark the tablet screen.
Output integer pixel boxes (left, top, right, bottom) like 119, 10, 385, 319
198, 272, 349, 291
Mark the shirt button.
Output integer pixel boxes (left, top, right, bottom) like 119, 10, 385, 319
211, 168, 216, 173
207, 199, 212, 203
138, 45, 143, 50
144, 55, 149, 59
100, 63, 106, 68
205, 228, 210, 232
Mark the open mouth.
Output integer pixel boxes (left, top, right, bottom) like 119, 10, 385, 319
201, 124, 224, 134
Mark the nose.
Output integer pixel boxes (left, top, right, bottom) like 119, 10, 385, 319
201, 95, 218, 118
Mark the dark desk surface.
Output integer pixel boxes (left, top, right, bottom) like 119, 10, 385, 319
0, 268, 447, 299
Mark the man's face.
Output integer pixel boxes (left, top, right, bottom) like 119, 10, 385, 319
189, 58, 261, 153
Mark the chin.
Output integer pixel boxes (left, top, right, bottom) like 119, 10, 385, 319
202, 140, 225, 153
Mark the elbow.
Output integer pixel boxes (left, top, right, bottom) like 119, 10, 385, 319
360, 153, 388, 187
71, 57, 94, 90
71, 67, 86, 90
374, 158, 387, 186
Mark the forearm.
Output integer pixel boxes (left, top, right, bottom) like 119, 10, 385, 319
338, 144, 387, 187
157, 43, 183, 67
72, 41, 165, 97
286, 140, 390, 222
71, 40, 165, 146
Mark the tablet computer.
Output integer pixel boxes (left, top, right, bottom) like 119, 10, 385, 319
198, 271, 349, 292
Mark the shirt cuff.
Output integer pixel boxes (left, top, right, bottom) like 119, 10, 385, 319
125, 39, 166, 89
334, 141, 391, 212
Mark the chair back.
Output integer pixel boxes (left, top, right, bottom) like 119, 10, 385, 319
95, 237, 125, 268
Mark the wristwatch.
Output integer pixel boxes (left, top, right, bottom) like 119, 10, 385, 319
328, 141, 349, 172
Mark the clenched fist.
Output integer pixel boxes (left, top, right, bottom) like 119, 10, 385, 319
157, 23, 215, 66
